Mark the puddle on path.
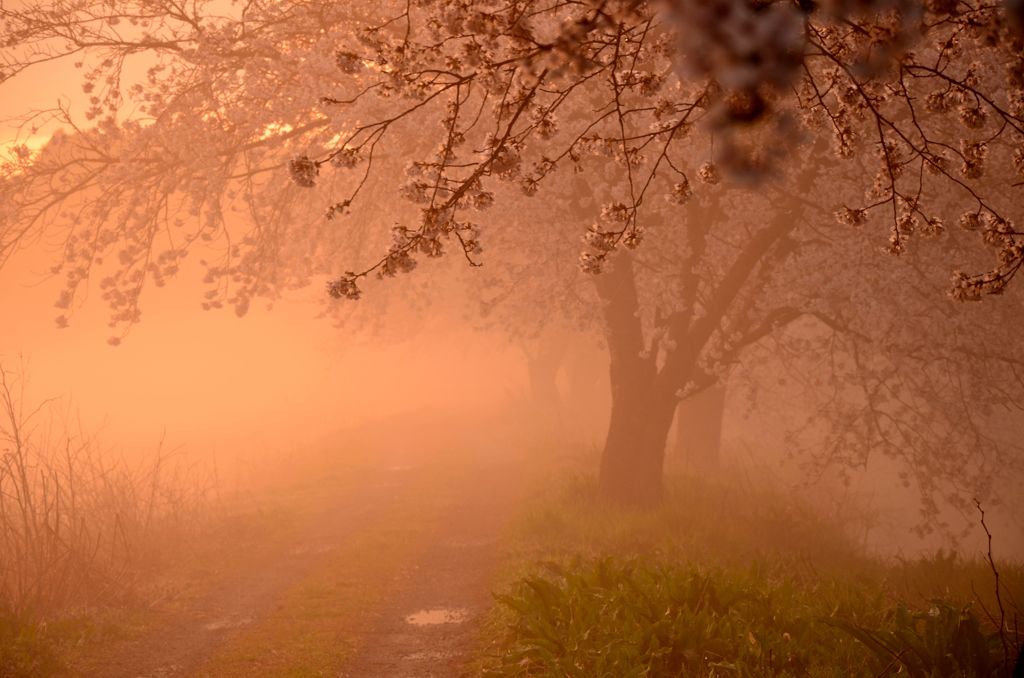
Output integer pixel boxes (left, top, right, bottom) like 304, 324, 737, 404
405, 608, 469, 626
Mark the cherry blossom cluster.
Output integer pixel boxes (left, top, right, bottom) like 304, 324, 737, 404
276, 0, 1024, 303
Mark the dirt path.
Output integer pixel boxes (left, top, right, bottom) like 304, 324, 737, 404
67, 448, 523, 678
338, 455, 522, 678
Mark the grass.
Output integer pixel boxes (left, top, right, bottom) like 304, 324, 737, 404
0, 368, 427, 676
193, 529, 410, 677
0, 362, 217, 677
477, 456, 1024, 677
0, 615, 63, 678
0, 389, 504, 677
514, 470, 863, 566
193, 450, 475, 677
485, 557, 1014, 676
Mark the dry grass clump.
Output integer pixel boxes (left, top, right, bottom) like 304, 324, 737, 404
0, 362, 214, 624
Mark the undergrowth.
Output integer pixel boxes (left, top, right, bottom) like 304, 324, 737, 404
486, 557, 1015, 676
480, 463, 1023, 677
0, 363, 216, 676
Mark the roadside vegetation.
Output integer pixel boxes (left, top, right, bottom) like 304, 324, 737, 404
479, 453, 1024, 677
0, 363, 217, 676
0, 372, 496, 677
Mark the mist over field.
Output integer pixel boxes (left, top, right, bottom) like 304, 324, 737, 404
2, 1, 1024, 676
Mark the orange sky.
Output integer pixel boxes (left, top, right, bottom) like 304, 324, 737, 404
1, 46, 77, 150
0, 3, 157, 151
0, 28, 526, 462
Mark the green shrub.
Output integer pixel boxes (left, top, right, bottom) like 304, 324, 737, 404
485, 557, 1016, 677
823, 601, 1007, 677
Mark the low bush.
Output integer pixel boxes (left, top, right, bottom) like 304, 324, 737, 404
0, 363, 215, 674
486, 557, 1017, 677
479, 462, 1022, 677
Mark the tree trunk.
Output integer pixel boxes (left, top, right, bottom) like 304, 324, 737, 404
593, 252, 676, 506
598, 381, 677, 506
674, 384, 727, 472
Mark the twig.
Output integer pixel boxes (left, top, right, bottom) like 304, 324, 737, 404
973, 498, 1009, 669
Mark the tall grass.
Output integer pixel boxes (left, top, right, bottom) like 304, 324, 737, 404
486, 557, 1016, 677
480, 457, 1023, 677
0, 363, 214, 624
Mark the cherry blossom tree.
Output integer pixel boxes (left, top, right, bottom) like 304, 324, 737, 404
283, 0, 1024, 302
0, 0, 422, 339
464, 143, 1023, 511
2, 0, 1023, 509
289, 0, 1023, 505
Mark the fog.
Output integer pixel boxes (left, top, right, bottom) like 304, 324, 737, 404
3, 197, 1022, 676
1, 252, 517, 451
3, 230, 1019, 549
2, 1, 1023, 675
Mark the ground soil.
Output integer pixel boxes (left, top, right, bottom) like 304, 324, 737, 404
338, 457, 520, 678
65, 446, 524, 678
